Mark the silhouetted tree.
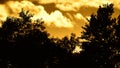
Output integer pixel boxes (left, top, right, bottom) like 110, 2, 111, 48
0, 9, 49, 68
81, 4, 116, 68
0, 9, 61, 68
112, 14, 120, 67
0, 8, 83, 68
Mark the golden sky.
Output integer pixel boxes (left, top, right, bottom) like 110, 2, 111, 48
0, 0, 120, 38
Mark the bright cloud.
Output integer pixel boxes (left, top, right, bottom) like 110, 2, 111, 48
34, 9, 73, 28
74, 13, 87, 22
49, 10, 73, 27
0, 4, 8, 20
0, 1, 73, 28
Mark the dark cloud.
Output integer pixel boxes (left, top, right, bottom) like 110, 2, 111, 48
30, 0, 41, 5
40, 3, 59, 14
0, 0, 22, 4
0, 0, 8, 4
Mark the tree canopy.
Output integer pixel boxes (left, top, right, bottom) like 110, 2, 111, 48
81, 3, 120, 68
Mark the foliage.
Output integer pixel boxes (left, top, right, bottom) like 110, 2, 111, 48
0, 8, 82, 68
56, 33, 80, 53
81, 3, 120, 68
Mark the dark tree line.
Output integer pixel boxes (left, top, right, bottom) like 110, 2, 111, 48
0, 3, 120, 68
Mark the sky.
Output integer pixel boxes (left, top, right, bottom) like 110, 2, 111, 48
0, 0, 120, 38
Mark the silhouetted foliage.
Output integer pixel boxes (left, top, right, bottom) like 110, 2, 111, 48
0, 8, 82, 68
56, 33, 80, 53
0, 9, 49, 68
81, 3, 120, 68
0, 9, 59, 68
51, 33, 85, 68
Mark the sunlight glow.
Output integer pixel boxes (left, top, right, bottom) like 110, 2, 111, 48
72, 46, 83, 53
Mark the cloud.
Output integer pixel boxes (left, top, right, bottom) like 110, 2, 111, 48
0, 0, 118, 28
0, 0, 120, 38
49, 10, 73, 27
74, 13, 87, 21
34, 9, 73, 28
0, 1, 74, 28
38, 0, 112, 11
0, 0, 9, 4
0, 4, 8, 20
37, 0, 120, 13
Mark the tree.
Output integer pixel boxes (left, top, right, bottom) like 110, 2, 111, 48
0, 8, 83, 68
112, 14, 120, 67
81, 4, 116, 68
0, 9, 66, 68
0, 9, 50, 68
